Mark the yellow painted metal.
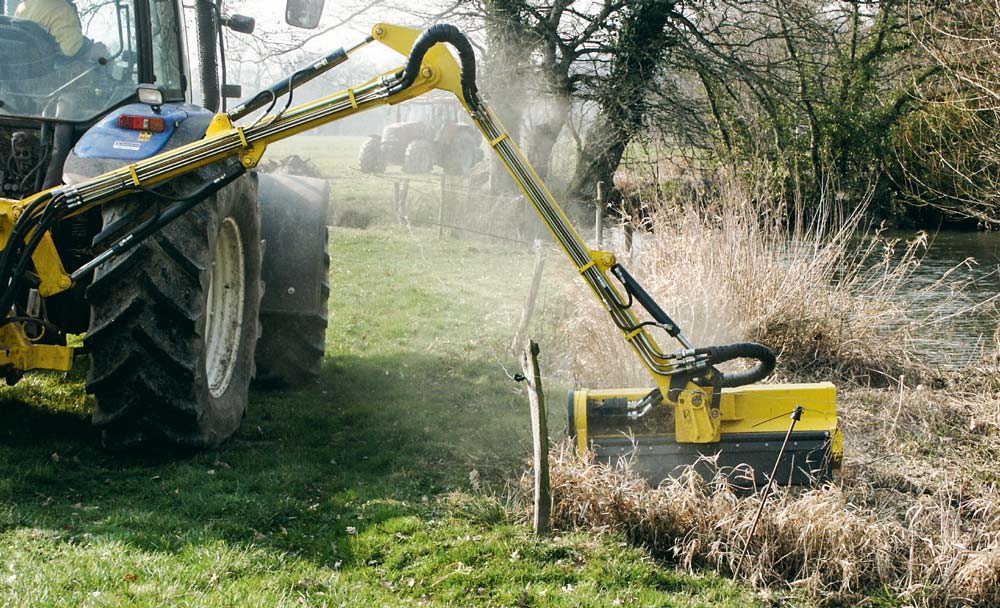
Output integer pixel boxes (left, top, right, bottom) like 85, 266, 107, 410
371, 23, 466, 104
0, 320, 73, 374
444, 93, 701, 423
674, 385, 721, 443
573, 391, 589, 454
0, 23, 462, 378
572, 385, 842, 465
1, 29, 448, 286
0, 21, 841, 464
1, 198, 74, 374
589, 250, 617, 273
205, 114, 267, 169
0, 198, 72, 297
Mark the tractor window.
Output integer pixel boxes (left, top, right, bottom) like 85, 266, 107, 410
149, 0, 182, 97
77, 0, 132, 58
0, 0, 140, 121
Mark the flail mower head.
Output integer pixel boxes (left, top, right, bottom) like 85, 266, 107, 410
569, 382, 841, 489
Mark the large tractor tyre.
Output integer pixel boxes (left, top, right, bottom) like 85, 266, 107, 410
253, 240, 329, 388
358, 136, 385, 174
253, 174, 331, 388
403, 138, 435, 174
85, 173, 263, 452
441, 133, 482, 176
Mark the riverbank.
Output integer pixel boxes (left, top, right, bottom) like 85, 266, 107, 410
543, 172, 1000, 606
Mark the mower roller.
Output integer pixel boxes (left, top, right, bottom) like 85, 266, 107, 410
0, 21, 840, 484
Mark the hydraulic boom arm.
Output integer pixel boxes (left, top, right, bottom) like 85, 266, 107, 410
0, 24, 839, 461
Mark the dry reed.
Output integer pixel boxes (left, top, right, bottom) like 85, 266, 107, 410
540, 430, 1000, 606
552, 164, 980, 388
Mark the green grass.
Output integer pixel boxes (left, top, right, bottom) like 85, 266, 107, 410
0, 226, 765, 607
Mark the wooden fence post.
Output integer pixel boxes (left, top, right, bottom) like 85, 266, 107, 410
393, 179, 409, 224
510, 244, 546, 356
595, 181, 605, 248
521, 340, 550, 535
438, 174, 447, 238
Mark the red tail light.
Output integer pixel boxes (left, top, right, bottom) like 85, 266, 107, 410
117, 115, 166, 133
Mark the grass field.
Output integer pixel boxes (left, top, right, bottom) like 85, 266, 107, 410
0, 225, 766, 606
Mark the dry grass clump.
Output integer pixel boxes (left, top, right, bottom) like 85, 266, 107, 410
541, 437, 1000, 606
555, 164, 977, 387
533, 360, 1000, 604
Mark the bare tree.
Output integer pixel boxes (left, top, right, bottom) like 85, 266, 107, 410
894, 1, 1000, 224
567, 0, 679, 204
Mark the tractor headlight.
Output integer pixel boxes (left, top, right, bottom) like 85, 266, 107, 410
136, 84, 164, 109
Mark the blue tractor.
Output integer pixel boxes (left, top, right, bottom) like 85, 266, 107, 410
0, 0, 331, 450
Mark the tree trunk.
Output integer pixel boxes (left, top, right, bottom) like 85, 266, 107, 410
569, 115, 629, 204
483, 0, 534, 193
525, 93, 571, 181
568, 1, 676, 204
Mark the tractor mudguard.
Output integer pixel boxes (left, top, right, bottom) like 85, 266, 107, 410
256, 172, 330, 315
62, 103, 215, 183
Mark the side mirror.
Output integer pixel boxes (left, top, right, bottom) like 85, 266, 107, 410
285, 0, 324, 29
222, 14, 256, 35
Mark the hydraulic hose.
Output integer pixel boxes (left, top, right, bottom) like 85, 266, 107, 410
196, 0, 220, 112
390, 23, 479, 110
696, 342, 776, 388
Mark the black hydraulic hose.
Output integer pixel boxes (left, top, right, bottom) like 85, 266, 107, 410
0, 200, 67, 316
71, 164, 247, 282
0, 193, 52, 288
696, 342, 776, 388
229, 48, 349, 122
610, 263, 682, 337
195, 0, 220, 112
391, 23, 479, 110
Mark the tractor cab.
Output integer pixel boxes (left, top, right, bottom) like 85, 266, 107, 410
0, 0, 321, 201
0, 0, 180, 122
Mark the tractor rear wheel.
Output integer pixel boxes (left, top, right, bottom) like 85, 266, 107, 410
441, 132, 481, 175
358, 136, 385, 174
403, 138, 435, 174
85, 175, 262, 451
253, 226, 330, 388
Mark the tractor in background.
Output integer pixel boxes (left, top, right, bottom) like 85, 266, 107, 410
358, 95, 482, 175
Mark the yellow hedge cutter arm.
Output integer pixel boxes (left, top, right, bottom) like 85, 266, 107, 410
0, 23, 840, 485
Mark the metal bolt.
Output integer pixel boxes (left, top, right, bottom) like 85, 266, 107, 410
374, 26, 384, 37
287, 287, 296, 295
691, 393, 703, 407
421, 67, 433, 79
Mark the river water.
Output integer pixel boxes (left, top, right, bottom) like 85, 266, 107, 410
889, 230, 1000, 367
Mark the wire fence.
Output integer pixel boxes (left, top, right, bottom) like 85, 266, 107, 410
352, 167, 550, 245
